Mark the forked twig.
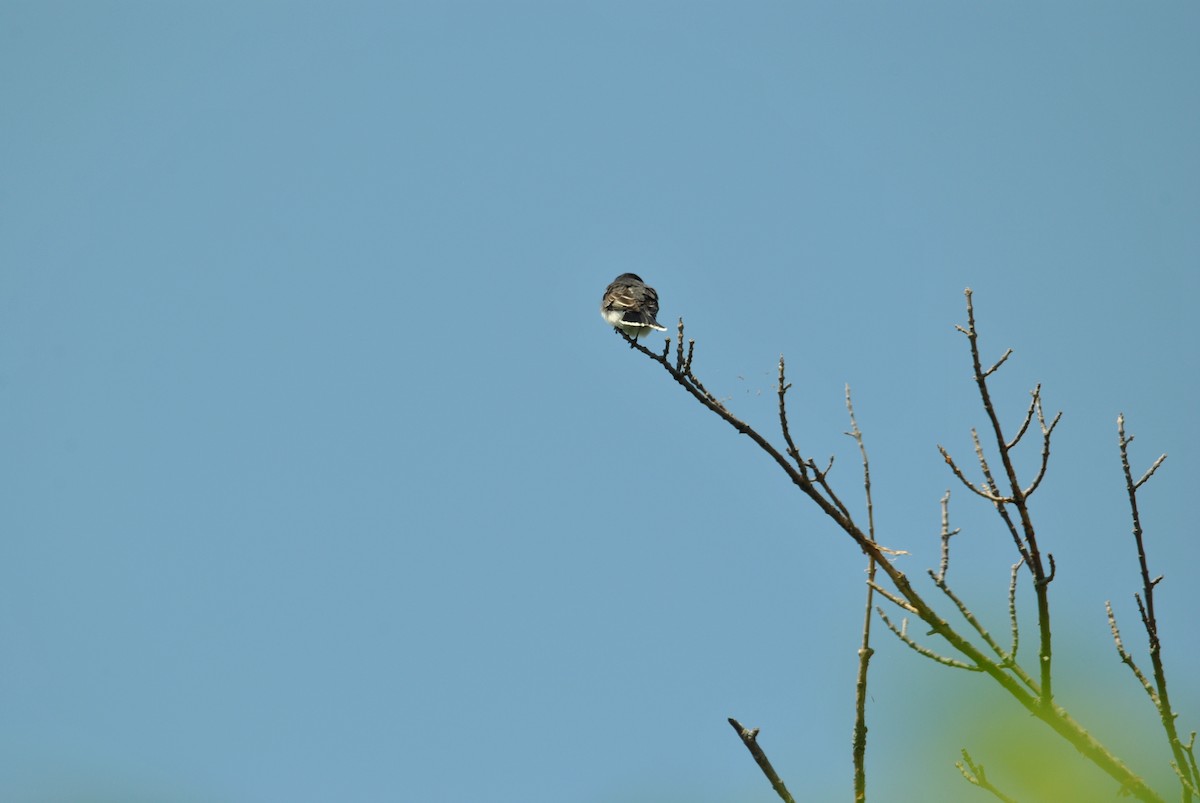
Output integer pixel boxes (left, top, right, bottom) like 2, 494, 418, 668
928, 495, 1037, 690
955, 288, 1058, 706
875, 607, 981, 671
1106, 601, 1156, 701
1006, 385, 1041, 450
1113, 415, 1196, 798
938, 444, 1009, 503
957, 749, 1018, 803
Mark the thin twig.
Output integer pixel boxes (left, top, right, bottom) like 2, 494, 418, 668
981, 348, 1014, 379
1022, 398, 1062, 498
846, 386, 876, 803
675, 318, 685, 369
875, 607, 981, 671
844, 387, 875, 543
1185, 734, 1200, 797
935, 490, 960, 583
957, 749, 1019, 803
1171, 763, 1199, 798
1135, 456, 1167, 491
1008, 560, 1022, 664
1006, 385, 1040, 450
938, 445, 1008, 503
968, 429, 1031, 563
1188, 734, 1200, 796
868, 581, 919, 614
929, 571, 1039, 692
930, 573, 1007, 661
1106, 601, 1157, 701
727, 718, 796, 803
778, 357, 808, 476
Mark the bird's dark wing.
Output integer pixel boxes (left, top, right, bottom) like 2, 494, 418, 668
601, 276, 666, 331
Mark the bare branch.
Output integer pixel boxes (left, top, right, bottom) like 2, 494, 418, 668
852, 632, 874, 803
778, 357, 807, 476
875, 607, 981, 671
1135, 591, 1152, 632
1106, 600, 1157, 701
845, 384, 877, 803
971, 429, 1006, 500
930, 572, 1007, 661
995, 504, 1031, 570
727, 718, 796, 803
957, 288, 1054, 705
1022, 396, 1063, 498
675, 318, 685, 369
941, 439, 1030, 565
1185, 735, 1200, 798
844, 386, 875, 542
686, 368, 725, 410
1116, 415, 1196, 796
1170, 763, 1199, 798
928, 569, 1039, 693
616, 307, 1166, 802
938, 445, 1007, 502
1136, 454, 1168, 490
957, 749, 1018, 803
935, 490, 960, 583
868, 581, 919, 614
811, 455, 856, 523
983, 348, 1014, 379
817, 454, 836, 478
1008, 560, 1023, 664
1006, 384, 1040, 450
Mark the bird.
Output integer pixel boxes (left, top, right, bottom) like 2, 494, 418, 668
600, 273, 667, 346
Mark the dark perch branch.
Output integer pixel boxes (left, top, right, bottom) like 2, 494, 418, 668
613, 303, 1164, 802
1114, 416, 1196, 799
778, 357, 809, 476
727, 718, 796, 803
952, 288, 1058, 706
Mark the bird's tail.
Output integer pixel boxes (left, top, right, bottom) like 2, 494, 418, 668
626, 312, 667, 331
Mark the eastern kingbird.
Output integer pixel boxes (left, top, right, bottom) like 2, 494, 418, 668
600, 273, 667, 345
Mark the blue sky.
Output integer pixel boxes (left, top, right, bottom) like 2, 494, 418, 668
2, 3, 1197, 801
